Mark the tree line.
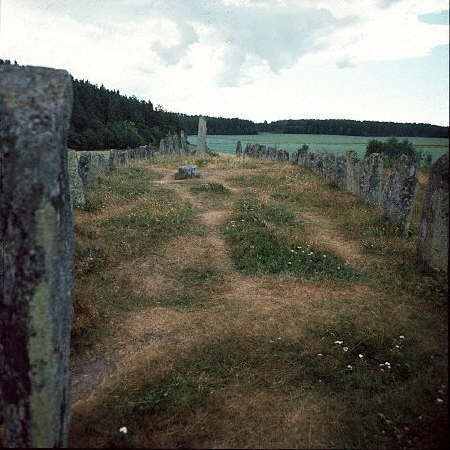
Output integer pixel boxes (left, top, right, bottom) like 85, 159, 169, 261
1, 59, 448, 150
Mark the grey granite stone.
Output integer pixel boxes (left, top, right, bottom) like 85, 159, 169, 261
0, 64, 74, 447
68, 150, 85, 208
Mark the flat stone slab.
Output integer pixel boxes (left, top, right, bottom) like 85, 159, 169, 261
175, 165, 199, 179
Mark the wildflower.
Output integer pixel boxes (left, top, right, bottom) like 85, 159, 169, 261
358, 354, 363, 358
323, 254, 326, 258
395, 345, 400, 348
288, 261, 292, 265
334, 340, 344, 345
347, 365, 352, 370
317, 353, 323, 357
269, 339, 274, 343
119, 426, 128, 434
399, 335, 405, 339
343, 347, 349, 352
290, 249, 294, 253
436, 398, 444, 404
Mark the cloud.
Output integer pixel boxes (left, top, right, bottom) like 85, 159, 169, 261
336, 56, 356, 68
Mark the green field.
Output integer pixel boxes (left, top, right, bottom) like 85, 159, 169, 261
188, 133, 449, 162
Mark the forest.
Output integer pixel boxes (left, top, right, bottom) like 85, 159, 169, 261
1, 59, 448, 150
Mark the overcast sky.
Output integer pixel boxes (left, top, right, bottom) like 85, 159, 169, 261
1, 0, 448, 125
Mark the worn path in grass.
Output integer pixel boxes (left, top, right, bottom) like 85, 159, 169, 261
70, 158, 448, 449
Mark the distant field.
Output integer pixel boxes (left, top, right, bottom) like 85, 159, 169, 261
188, 133, 449, 162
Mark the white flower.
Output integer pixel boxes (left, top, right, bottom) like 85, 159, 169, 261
347, 365, 352, 370
343, 347, 349, 352
399, 335, 405, 339
436, 398, 444, 403
119, 426, 128, 434
317, 353, 323, 357
288, 261, 292, 265
358, 354, 363, 358
334, 340, 344, 345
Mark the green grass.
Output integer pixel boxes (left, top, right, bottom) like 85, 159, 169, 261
84, 165, 161, 212
223, 197, 359, 280
70, 329, 448, 448
190, 182, 230, 194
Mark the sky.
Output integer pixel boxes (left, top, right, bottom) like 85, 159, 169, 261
1, 0, 448, 125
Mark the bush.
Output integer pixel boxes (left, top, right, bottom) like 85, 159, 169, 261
365, 138, 421, 167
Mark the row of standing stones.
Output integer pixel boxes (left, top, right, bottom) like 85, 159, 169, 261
0, 64, 206, 448
236, 140, 448, 273
0, 64, 447, 448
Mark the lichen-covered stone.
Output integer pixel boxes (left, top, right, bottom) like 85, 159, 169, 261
381, 154, 417, 233
197, 116, 207, 154
68, 150, 85, 208
418, 154, 449, 272
360, 153, 383, 206
235, 140, 242, 157
175, 165, 199, 179
78, 151, 91, 189
346, 151, 360, 195
90, 153, 109, 180
109, 149, 119, 169
335, 156, 347, 189
0, 64, 73, 447
117, 150, 129, 165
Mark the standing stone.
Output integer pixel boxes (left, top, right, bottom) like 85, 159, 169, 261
381, 154, 417, 233
0, 65, 73, 447
78, 151, 92, 189
197, 116, 207, 154
418, 154, 449, 272
346, 151, 360, 195
181, 130, 188, 153
159, 137, 167, 154
109, 149, 119, 169
90, 153, 109, 180
117, 150, 129, 165
235, 140, 242, 158
359, 153, 383, 206
68, 150, 85, 208
335, 156, 347, 189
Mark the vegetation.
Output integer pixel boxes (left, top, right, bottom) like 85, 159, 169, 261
258, 118, 448, 138
69, 155, 447, 448
365, 138, 423, 167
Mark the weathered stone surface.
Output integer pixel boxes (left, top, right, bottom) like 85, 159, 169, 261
418, 154, 449, 272
197, 116, 207, 154
346, 151, 360, 195
175, 165, 198, 179
236, 140, 242, 157
335, 156, 347, 189
181, 130, 188, 153
109, 149, 119, 169
160, 137, 167, 154
90, 153, 109, 180
359, 153, 383, 206
117, 150, 129, 165
78, 151, 92, 189
68, 150, 85, 208
381, 154, 417, 233
0, 65, 73, 447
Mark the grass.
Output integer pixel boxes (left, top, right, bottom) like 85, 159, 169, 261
72, 164, 196, 354
223, 196, 359, 280
69, 155, 447, 449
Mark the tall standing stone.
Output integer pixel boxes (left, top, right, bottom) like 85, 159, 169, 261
359, 153, 383, 206
0, 65, 74, 447
68, 150, 85, 208
381, 154, 417, 233
181, 130, 188, 153
235, 140, 242, 158
418, 154, 449, 272
346, 151, 360, 195
197, 116, 207, 154
335, 155, 347, 189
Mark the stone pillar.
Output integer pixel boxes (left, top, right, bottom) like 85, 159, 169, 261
359, 153, 383, 206
197, 116, 207, 154
335, 156, 347, 189
160, 137, 167, 154
68, 150, 85, 208
418, 154, 449, 272
181, 130, 188, 153
78, 151, 92, 189
346, 151, 360, 195
381, 154, 417, 233
109, 149, 119, 169
0, 65, 74, 447
235, 140, 242, 158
